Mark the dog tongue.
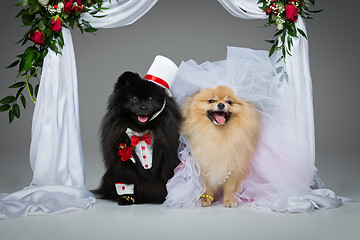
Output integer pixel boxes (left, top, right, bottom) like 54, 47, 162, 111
215, 112, 226, 125
138, 115, 148, 123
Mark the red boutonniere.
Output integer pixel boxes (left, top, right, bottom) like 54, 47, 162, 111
117, 142, 134, 161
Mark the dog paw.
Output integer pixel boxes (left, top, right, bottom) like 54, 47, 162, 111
200, 197, 212, 207
223, 199, 237, 208
118, 195, 135, 205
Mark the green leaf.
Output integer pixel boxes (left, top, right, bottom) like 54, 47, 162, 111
49, 43, 60, 54
0, 105, 11, 112
288, 37, 293, 47
56, 35, 64, 48
274, 30, 283, 37
28, 83, 34, 97
287, 28, 298, 38
9, 82, 26, 89
299, 11, 307, 18
297, 28, 308, 39
21, 13, 35, 25
281, 32, 286, 43
276, 57, 283, 63
309, 0, 315, 5
92, 14, 107, 18
308, 9, 324, 13
282, 47, 286, 58
284, 71, 289, 82
13, 104, 20, 118
81, 20, 91, 28
6, 60, 20, 69
276, 67, 284, 74
63, 13, 69, 20
16, 87, 25, 99
84, 27, 98, 33
16, 9, 26, 18
20, 94, 27, 108
16, 36, 26, 45
19, 53, 34, 73
269, 43, 277, 57
287, 37, 292, 52
15, 0, 31, 7
35, 84, 39, 97
38, 20, 46, 31
28, 3, 40, 15
265, 39, 275, 44
286, 48, 293, 57
0, 96, 15, 105
24, 46, 38, 55
279, 74, 285, 82
9, 109, 14, 123
40, 49, 49, 59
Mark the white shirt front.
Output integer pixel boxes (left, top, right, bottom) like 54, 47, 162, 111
125, 128, 153, 169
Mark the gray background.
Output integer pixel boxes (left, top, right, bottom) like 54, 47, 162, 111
0, 0, 359, 200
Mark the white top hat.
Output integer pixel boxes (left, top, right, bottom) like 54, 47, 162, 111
144, 55, 178, 96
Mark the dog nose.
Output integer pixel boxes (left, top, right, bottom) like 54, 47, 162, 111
217, 103, 225, 110
141, 106, 147, 111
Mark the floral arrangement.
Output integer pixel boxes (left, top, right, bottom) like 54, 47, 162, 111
0, 0, 108, 123
117, 142, 134, 161
258, 0, 322, 61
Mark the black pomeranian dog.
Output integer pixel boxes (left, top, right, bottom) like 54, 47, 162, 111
95, 71, 181, 205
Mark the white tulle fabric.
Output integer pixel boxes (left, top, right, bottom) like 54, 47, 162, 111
165, 0, 346, 212
165, 46, 345, 212
0, 0, 158, 219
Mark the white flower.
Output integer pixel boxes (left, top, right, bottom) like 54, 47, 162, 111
47, 6, 57, 14
276, 23, 284, 30
46, 6, 58, 15
57, 2, 64, 10
37, 0, 50, 7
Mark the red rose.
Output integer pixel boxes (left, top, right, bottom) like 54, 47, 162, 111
64, 0, 74, 13
74, 0, 83, 12
117, 144, 133, 161
64, 0, 83, 14
285, 4, 298, 23
29, 30, 45, 46
50, 17, 62, 32
265, 7, 271, 15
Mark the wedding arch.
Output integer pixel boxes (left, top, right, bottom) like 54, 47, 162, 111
0, 0, 344, 218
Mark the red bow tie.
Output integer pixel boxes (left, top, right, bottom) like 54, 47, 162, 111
130, 132, 152, 146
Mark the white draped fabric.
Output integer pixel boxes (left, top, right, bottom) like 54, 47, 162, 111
0, 0, 158, 219
218, 0, 344, 210
164, 0, 346, 212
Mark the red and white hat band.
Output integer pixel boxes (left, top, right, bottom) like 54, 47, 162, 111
144, 74, 169, 90
145, 55, 178, 96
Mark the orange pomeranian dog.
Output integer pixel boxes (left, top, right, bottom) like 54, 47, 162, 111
181, 86, 262, 207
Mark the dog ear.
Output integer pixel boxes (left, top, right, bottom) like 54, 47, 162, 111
115, 71, 140, 90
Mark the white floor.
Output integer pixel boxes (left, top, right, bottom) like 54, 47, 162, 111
1, 199, 359, 240
1, 151, 360, 240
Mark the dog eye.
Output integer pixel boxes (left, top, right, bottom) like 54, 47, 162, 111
226, 100, 233, 105
208, 99, 216, 103
131, 96, 138, 103
148, 97, 154, 102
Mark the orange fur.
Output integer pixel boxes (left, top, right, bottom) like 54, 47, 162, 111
181, 86, 262, 207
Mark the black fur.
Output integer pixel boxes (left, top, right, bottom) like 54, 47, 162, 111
95, 71, 181, 205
